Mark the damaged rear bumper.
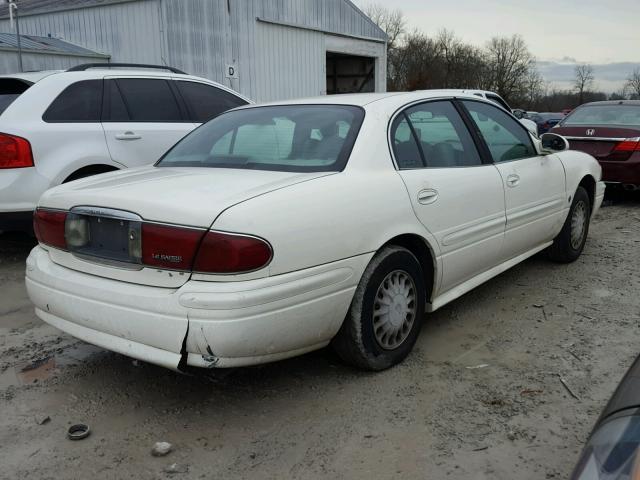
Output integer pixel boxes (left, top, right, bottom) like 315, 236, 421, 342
25, 246, 369, 370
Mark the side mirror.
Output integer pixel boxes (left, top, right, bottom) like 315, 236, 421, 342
540, 133, 569, 152
512, 109, 524, 119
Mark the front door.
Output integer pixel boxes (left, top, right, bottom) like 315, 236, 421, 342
391, 100, 506, 295
461, 100, 566, 260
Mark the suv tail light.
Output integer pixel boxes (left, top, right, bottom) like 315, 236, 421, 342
33, 209, 67, 250
193, 231, 272, 274
0, 132, 34, 169
609, 137, 640, 161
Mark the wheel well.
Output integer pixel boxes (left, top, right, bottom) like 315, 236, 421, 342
383, 234, 435, 302
63, 165, 119, 183
578, 175, 596, 212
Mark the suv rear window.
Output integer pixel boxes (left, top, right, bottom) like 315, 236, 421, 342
176, 81, 247, 122
43, 80, 103, 123
157, 105, 364, 172
562, 104, 640, 126
0, 79, 32, 115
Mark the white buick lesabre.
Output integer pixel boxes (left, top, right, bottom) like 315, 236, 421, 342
25, 91, 605, 371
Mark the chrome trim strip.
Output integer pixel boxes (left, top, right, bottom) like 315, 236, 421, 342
70, 206, 142, 221
564, 136, 626, 142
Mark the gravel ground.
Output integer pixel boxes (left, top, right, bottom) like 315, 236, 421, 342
0, 195, 639, 479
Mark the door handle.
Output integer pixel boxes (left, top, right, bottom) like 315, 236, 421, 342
506, 174, 520, 187
115, 131, 142, 141
417, 188, 438, 205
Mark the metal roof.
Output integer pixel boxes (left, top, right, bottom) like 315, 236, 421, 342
0, 0, 138, 19
0, 32, 109, 57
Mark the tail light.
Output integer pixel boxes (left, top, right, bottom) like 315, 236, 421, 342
141, 223, 204, 271
33, 209, 67, 250
193, 231, 272, 273
141, 225, 272, 273
0, 132, 34, 169
609, 137, 640, 161
34, 208, 272, 274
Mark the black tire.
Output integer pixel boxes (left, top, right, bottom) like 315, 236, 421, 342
548, 186, 591, 263
332, 246, 426, 371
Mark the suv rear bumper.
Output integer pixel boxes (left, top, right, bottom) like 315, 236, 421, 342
0, 167, 51, 216
0, 210, 33, 232
26, 246, 368, 370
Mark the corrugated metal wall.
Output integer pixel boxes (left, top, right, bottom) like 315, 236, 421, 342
0, 0, 387, 102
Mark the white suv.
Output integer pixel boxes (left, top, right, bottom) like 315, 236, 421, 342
0, 63, 250, 232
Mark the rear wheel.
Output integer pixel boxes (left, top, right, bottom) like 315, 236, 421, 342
332, 246, 426, 371
548, 186, 591, 263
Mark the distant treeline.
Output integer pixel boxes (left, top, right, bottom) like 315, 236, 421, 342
364, 4, 639, 112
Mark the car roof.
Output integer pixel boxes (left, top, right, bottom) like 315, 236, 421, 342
242, 90, 494, 109
0, 70, 61, 83
0, 68, 251, 103
580, 100, 640, 107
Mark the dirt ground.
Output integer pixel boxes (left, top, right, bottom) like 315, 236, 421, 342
1, 195, 639, 480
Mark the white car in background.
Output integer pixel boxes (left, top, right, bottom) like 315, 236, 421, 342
0, 63, 250, 232
461, 89, 539, 134
26, 90, 604, 372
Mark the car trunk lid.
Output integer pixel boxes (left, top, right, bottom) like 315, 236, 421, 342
554, 125, 640, 161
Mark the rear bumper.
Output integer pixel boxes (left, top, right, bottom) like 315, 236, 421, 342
0, 210, 33, 232
0, 167, 51, 214
599, 154, 640, 186
25, 246, 369, 370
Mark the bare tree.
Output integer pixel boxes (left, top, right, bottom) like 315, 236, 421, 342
574, 64, 595, 104
625, 68, 640, 99
483, 35, 536, 103
362, 3, 406, 51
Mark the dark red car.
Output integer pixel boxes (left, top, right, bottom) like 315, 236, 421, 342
552, 100, 640, 190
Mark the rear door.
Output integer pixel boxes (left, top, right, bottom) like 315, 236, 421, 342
101, 77, 196, 167
461, 100, 566, 260
391, 100, 506, 294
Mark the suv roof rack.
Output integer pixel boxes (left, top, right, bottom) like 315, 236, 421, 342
66, 63, 187, 74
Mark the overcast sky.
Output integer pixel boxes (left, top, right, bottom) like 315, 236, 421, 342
354, 0, 640, 92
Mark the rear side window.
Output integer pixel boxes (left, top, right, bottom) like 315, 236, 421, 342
0, 79, 31, 115
562, 105, 640, 127
176, 81, 247, 122
43, 80, 103, 123
391, 100, 482, 168
113, 79, 182, 122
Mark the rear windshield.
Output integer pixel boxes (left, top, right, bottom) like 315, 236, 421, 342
0, 79, 31, 115
562, 105, 640, 126
157, 105, 365, 172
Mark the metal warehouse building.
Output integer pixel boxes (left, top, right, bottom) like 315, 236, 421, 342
0, 0, 387, 102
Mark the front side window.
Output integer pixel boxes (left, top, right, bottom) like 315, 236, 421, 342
463, 100, 536, 162
114, 78, 182, 122
391, 100, 482, 168
157, 105, 364, 172
43, 80, 103, 123
176, 81, 247, 122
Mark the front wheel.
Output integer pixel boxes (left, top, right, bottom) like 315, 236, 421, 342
548, 186, 591, 263
332, 246, 426, 371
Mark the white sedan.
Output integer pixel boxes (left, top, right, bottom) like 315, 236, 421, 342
25, 91, 605, 371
